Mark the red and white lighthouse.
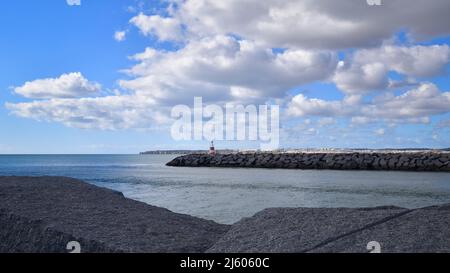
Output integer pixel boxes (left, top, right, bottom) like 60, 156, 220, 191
208, 141, 216, 156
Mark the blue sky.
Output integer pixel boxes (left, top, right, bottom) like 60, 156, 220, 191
0, 0, 171, 153
1, 0, 450, 153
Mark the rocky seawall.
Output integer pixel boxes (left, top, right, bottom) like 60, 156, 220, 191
166, 151, 450, 171
2, 176, 450, 253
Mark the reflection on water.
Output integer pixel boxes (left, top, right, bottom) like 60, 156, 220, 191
1, 154, 450, 224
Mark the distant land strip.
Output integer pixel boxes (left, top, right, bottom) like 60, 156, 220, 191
140, 149, 235, 155
142, 148, 450, 155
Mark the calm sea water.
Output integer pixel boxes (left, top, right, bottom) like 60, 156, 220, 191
1, 154, 450, 224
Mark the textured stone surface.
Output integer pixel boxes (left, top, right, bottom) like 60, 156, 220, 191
0, 176, 229, 253
167, 152, 450, 171
207, 206, 408, 253
208, 204, 450, 253
2, 176, 450, 253
310, 204, 450, 253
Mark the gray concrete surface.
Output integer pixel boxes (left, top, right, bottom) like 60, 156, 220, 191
0, 176, 229, 253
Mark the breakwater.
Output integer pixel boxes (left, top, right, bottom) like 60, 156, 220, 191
166, 151, 450, 171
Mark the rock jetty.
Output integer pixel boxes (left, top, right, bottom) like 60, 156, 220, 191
166, 151, 450, 171
2, 176, 450, 253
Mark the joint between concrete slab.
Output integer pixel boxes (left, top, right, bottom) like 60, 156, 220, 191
302, 209, 416, 253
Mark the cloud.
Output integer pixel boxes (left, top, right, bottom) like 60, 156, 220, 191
333, 45, 450, 94
318, 117, 336, 127
120, 35, 338, 105
7, 0, 450, 140
374, 128, 385, 136
172, 0, 450, 49
66, 0, 81, 6
13, 72, 101, 99
366, 83, 450, 120
130, 13, 184, 42
5, 33, 337, 130
5, 94, 169, 130
114, 31, 127, 42
333, 61, 389, 94
287, 83, 450, 123
354, 45, 450, 78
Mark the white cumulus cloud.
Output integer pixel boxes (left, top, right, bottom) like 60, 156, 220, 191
13, 72, 101, 99
7, 0, 450, 137
130, 13, 184, 42
120, 35, 338, 105
66, 0, 81, 6
5, 95, 169, 130
173, 0, 450, 49
333, 45, 450, 94
287, 83, 450, 124
114, 31, 127, 42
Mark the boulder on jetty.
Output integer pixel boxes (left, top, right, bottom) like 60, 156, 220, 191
166, 151, 450, 172
0, 176, 229, 253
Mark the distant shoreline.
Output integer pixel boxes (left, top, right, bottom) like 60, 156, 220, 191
142, 148, 450, 155
140, 149, 235, 155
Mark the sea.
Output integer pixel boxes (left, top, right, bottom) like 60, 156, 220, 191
1, 154, 450, 224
